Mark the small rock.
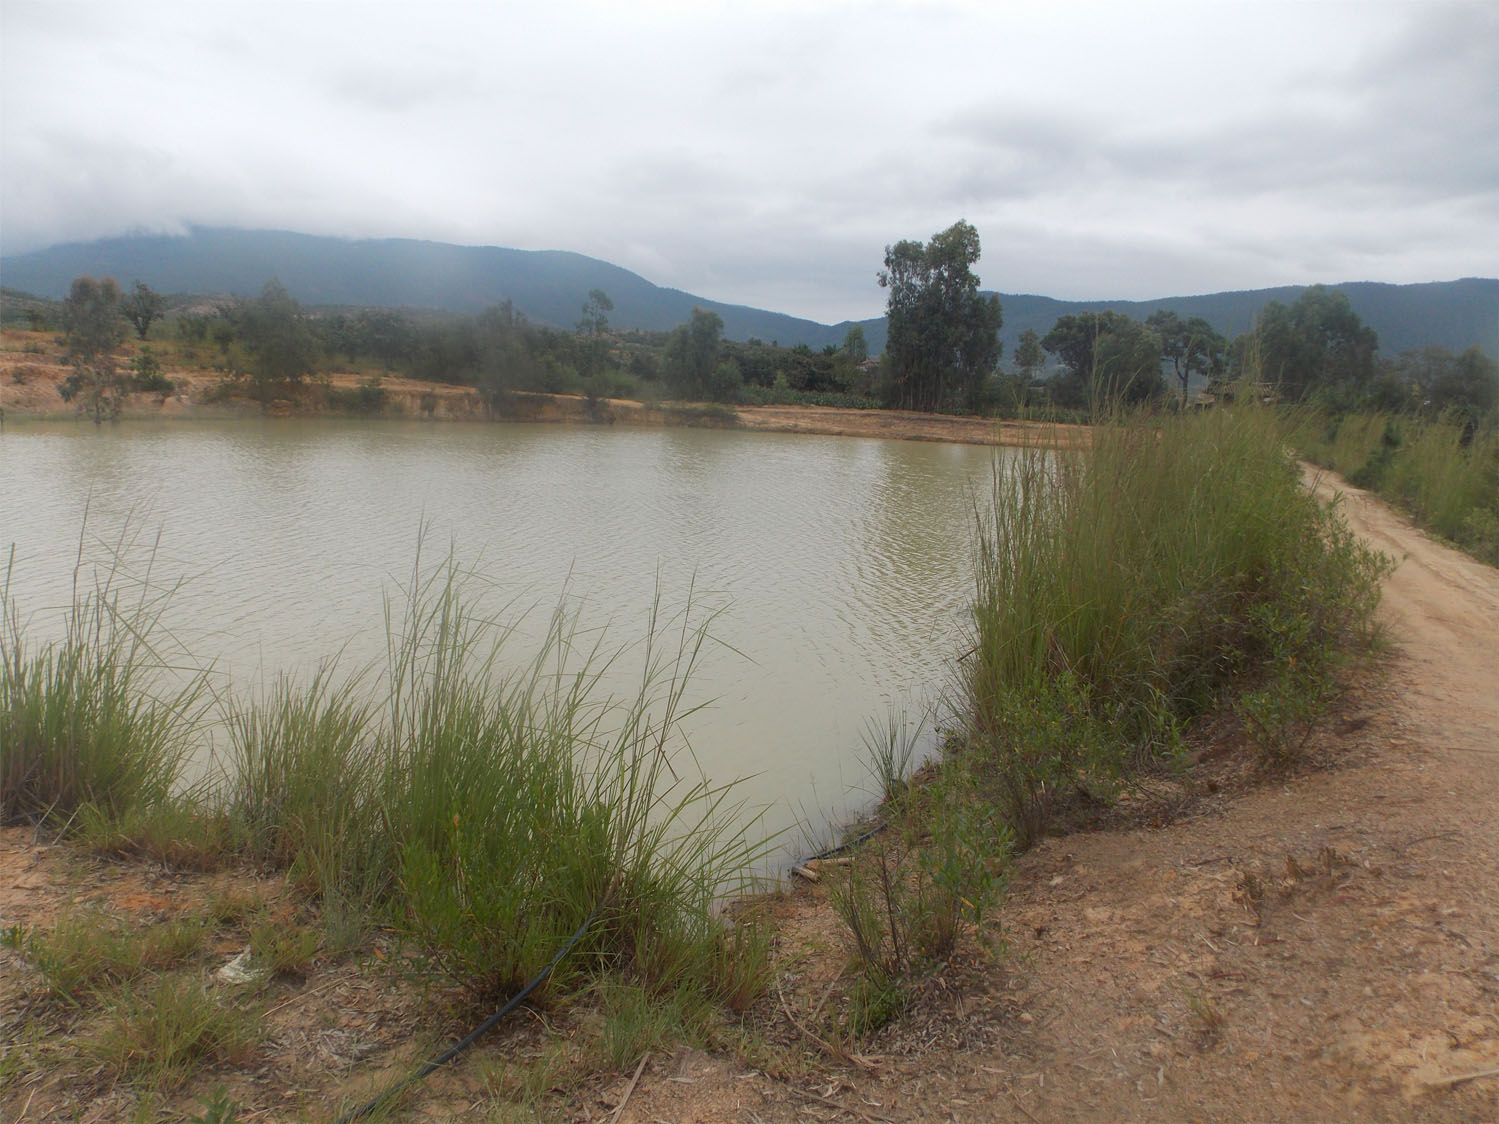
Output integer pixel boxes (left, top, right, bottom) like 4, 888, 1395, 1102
217, 949, 268, 986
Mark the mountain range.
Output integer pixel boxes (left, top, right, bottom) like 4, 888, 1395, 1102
2, 227, 1495, 359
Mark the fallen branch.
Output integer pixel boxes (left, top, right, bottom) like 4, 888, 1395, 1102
1427, 1065, 1499, 1089
782, 1082, 893, 1124
609, 1053, 650, 1124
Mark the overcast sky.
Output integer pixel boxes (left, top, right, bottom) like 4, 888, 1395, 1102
3, 0, 1495, 323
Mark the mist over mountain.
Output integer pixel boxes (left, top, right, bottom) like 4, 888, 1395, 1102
3, 228, 1494, 359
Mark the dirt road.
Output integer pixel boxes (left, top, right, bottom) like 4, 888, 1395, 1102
617, 471, 1499, 1123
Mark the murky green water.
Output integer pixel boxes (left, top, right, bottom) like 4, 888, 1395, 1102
0, 418, 1004, 854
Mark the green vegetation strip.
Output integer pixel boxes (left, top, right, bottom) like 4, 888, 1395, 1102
1, 548, 774, 1115
823, 404, 1391, 1034
1294, 410, 1498, 565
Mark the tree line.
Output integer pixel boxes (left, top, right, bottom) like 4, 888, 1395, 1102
880, 222, 1495, 424
42, 241, 1498, 426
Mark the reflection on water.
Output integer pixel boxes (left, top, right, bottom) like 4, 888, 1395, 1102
0, 419, 1007, 855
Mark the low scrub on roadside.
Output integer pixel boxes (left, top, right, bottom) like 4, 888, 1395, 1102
830, 404, 1391, 1009
1294, 410, 1499, 565
960, 405, 1389, 841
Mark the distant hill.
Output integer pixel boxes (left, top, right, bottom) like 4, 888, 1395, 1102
0, 227, 862, 349
989, 283, 1499, 362
2, 228, 1494, 358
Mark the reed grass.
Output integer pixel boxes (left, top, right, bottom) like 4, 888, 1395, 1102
376, 561, 773, 1003
960, 404, 1388, 840
0, 548, 209, 828
3, 525, 774, 1039
1294, 411, 1498, 564
223, 663, 382, 899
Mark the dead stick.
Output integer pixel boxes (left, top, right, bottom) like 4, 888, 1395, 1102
1008, 1088, 1043, 1124
263, 977, 340, 1018
609, 1053, 650, 1124
782, 1083, 893, 1124
774, 976, 873, 1070
1427, 1066, 1499, 1088
808, 966, 846, 1025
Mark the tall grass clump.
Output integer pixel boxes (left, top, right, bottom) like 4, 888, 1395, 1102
961, 405, 1389, 840
185, 549, 774, 1013
222, 664, 383, 902
378, 563, 771, 1005
1, 554, 208, 829
1296, 411, 1498, 564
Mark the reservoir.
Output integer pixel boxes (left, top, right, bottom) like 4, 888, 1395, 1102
0, 419, 1002, 855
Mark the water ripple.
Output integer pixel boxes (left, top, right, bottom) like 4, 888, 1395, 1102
1, 420, 1005, 851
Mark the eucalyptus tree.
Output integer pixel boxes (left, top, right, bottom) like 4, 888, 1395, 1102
236, 280, 319, 402
1239, 286, 1378, 402
577, 288, 614, 386
1146, 310, 1226, 407
664, 308, 737, 401
878, 220, 1003, 413
1042, 311, 1164, 410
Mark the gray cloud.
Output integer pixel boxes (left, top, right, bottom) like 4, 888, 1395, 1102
2, 0, 1494, 321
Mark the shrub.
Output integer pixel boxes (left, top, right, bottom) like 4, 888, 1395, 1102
126, 348, 176, 395
326, 377, 388, 415
1294, 410, 1499, 565
831, 762, 1007, 990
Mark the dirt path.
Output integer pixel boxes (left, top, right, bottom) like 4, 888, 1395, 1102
616, 471, 1499, 1123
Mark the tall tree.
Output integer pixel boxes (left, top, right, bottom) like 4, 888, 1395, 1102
1385, 344, 1499, 421
1042, 311, 1164, 409
1240, 285, 1378, 402
59, 276, 127, 422
1013, 328, 1045, 382
843, 324, 869, 365
119, 281, 166, 341
236, 280, 318, 402
878, 220, 1003, 413
1146, 310, 1226, 407
663, 308, 728, 400
1001, 327, 1046, 412
576, 288, 614, 386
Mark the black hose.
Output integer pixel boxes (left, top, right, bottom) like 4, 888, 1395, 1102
802, 818, 886, 863
331, 905, 600, 1124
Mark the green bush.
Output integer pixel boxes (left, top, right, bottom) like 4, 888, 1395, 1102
831, 762, 1007, 990
325, 377, 388, 414
126, 348, 176, 395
